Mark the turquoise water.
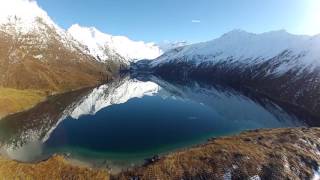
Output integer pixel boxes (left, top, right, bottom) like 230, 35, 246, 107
0, 76, 311, 168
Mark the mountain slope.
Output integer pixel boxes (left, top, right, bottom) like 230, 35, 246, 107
152, 30, 319, 69
157, 41, 189, 52
68, 24, 163, 63
151, 30, 320, 116
0, 0, 113, 93
119, 128, 320, 180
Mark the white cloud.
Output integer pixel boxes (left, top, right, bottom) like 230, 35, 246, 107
191, 20, 201, 23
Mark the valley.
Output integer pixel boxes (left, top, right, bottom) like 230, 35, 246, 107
0, 0, 320, 179
1, 75, 320, 179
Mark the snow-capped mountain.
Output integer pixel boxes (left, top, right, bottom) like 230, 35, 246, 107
151, 30, 320, 116
0, 0, 112, 92
0, 0, 56, 32
152, 29, 319, 70
158, 41, 189, 52
68, 24, 163, 63
0, 0, 88, 55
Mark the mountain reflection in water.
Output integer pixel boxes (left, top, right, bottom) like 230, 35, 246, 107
0, 75, 317, 168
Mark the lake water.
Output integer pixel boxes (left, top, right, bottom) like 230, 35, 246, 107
0, 75, 316, 170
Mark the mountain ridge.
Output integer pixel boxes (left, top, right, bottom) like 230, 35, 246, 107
152, 29, 319, 69
68, 24, 163, 63
0, 0, 117, 93
150, 29, 320, 116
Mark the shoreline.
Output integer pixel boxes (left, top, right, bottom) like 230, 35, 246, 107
1, 127, 319, 179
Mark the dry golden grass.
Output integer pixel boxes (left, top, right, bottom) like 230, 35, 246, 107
0, 155, 109, 180
0, 26, 116, 118
118, 128, 320, 180
0, 87, 46, 118
0, 24, 114, 94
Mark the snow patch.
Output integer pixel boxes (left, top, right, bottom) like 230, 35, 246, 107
312, 167, 320, 180
33, 54, 43, 60
250, 175, 261, 180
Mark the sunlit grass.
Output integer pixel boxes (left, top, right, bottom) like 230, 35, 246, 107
0, 155, 109, 179
0, 87, 46, 118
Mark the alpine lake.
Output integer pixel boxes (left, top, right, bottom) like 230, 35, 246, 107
0, 74, 317, 172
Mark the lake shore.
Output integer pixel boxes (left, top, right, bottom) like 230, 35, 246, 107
1, 127, 319, 179
0, 88, 47, 118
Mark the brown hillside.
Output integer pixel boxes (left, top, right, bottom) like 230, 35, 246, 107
0, 155, 109, 180
0, 18, 114, 93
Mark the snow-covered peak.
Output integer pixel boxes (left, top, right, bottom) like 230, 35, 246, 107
221, 29, 253, 37
0, 0, 92, 56
201, 29, 311, 58
222, 29, 290, 38
152, 29, 320, 68
68, 24, 115, 62
158, 41, 189, 52
68, 24, 163, 62
0, 0, 60, 34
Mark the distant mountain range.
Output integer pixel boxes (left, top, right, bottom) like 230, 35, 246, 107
2, 0, 320, 117
149, 29, 320, 116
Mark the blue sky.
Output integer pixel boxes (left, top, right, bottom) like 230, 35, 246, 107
37, 0, 320, 43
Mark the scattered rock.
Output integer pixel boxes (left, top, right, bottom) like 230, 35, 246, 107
144, 155, 161, 166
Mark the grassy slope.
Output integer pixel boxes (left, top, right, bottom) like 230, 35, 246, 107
0, 25, 114, 96
0, 155, 109, 179
0, 87, 46, 118
118, 128, 320, 180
